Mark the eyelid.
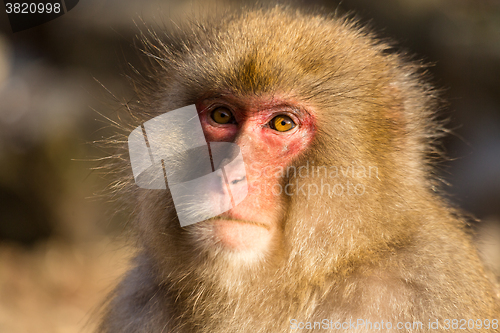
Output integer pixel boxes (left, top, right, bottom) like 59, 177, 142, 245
208, 104, 231, 113
267, 112, 299, 128
273, 104, 304, 121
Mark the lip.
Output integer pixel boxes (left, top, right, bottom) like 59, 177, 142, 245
206, 216, 271, 231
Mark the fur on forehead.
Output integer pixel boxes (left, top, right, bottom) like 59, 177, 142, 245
140, 7, 400, 100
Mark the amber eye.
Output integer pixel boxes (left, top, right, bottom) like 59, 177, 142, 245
270, 115, 296, 132
210, 107, 234, 124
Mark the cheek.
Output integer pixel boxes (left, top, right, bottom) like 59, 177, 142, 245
244, 129, 314, 173
200, 122, 238, 142
240, 131, 312, 206
261, 134, 310, 158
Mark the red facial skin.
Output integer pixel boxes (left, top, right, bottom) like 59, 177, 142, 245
196, 94, 316, 252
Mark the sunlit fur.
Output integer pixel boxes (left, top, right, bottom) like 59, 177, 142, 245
98, 6, 500, 333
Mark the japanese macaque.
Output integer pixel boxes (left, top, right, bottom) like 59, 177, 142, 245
98, 7, 500, 333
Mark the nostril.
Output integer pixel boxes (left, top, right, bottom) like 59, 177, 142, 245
231, 176, 246, 185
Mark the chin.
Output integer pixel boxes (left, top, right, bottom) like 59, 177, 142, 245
187, 217, 274, 266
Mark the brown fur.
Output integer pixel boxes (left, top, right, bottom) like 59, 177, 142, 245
98, 7, 500, 333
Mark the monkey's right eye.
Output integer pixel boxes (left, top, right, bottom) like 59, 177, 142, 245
210, 107, 235, 124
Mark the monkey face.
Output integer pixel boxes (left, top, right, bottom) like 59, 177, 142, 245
195, 94, 317, 252
129, 93, 317, 256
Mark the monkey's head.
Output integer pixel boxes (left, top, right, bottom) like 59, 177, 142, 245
119, 7, 441, 294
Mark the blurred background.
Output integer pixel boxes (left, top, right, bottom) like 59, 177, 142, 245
0, 0, 499, 332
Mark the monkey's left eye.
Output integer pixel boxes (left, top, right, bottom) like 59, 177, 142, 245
269, 115, 296, 132
211, 107, 235, 124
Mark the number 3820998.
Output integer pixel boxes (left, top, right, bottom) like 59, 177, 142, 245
5, 2, 61, 14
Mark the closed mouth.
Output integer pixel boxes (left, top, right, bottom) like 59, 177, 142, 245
206, 216, 271, 231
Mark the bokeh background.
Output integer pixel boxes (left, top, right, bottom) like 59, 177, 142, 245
0, 0, 499, 332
